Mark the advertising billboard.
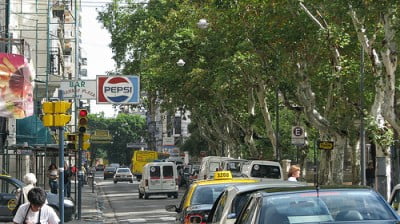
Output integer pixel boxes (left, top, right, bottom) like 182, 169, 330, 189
96, 76, 140, 104
0, 53, 34, 118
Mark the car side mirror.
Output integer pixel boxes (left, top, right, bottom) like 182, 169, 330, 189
165, 204, 178, 212
227, 213, 236, 219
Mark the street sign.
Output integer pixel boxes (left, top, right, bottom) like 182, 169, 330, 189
127, 142, 148, 148
60, 80, 96, 99
318, 141, 334, 150
292, 126, 305, 138
163, 137, 175, 146
291, 126, 305, 145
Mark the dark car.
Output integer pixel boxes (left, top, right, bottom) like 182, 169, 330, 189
0, 175, 75, 222
235, 186, 400, 224
95, 164, 105, 171
103, 166, 117, 180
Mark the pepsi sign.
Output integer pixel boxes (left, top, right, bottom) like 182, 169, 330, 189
97, 76, 140, 104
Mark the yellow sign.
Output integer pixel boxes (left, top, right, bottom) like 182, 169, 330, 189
214, 171, 232, 180
8, 198, 17, 210
318, 141, 334, 150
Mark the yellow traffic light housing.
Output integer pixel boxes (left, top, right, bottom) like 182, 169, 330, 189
41, 101, 72, 127
78, 109, 88, 133
81, 133, 91, 150
82, 141, 90, 150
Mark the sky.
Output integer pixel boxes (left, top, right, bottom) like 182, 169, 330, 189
81, 1, 117, 117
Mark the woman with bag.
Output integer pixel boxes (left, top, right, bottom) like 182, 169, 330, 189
47, 163, 58, 194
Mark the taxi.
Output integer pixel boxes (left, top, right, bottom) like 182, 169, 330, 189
165, 171, 258, 224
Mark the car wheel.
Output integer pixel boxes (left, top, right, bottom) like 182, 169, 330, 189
139, 192, 143, 199
144, 193, 149, 199
114, 181, 117, 184
173, 193, 178, 199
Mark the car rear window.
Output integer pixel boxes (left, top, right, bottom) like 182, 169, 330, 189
105, 167, 116, 171
150, 166, 161, 178
163, 166, 174, 178
251, 164, 281, 179
260, 190, 397, 224
117, 168, 130, 173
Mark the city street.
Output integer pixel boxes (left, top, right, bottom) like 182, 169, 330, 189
95, 171, 183, 224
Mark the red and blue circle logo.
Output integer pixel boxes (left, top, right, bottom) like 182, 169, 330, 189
97, 76, 140, 104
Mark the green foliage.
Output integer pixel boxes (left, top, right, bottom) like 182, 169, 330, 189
88, 113, 146, 164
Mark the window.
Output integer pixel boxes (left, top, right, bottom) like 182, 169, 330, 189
251, 165, 281, 179
237, 196, 259, 224
213, 191, 228, 222
390, 188, 400, 213
150, 166, 161, 178
0, 178, 18, 194
163, 166, 174, 178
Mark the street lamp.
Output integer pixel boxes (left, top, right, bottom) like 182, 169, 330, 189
197, 19, 209, 29
177, 59, 185, 67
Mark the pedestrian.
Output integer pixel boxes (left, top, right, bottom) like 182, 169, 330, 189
366, 160, 375, 188
13, 173, 37, 216
288, 165, 300, 182
13, 187, 60, 224
47, 163, 58, 194
64, 163, 72, 197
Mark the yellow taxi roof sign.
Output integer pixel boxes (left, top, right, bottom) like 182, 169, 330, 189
214, 171, 232, 180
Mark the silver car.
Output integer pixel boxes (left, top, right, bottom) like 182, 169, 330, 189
113, 168, 134, 184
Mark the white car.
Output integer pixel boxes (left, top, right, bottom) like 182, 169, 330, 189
113, 168, 134, 184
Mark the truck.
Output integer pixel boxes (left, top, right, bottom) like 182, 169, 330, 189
131, 150, 158, 181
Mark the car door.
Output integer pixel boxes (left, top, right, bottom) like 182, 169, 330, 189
162, 165, 176, 190
149, 165, 162, 190
0, 177, 20, 220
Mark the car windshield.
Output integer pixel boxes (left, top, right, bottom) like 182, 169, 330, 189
260, 190, 397, 224
191, 184, 229, 205
117, 168, 130, 173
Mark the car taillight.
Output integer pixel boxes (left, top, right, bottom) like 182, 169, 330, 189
184, 214, 205, 224
145, 179, 148, 187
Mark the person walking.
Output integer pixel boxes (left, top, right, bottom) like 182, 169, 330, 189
366, 161, 375, 188
64, 163, 72, 197
288, 165, 300, 182
13, 187, 60, 224
18, 173, 37, 204
47, 163, 58, 194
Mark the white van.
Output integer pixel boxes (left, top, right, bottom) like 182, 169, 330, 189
138, 162, 179, 199
198, 156, 231, 180
221, 159, 248, 177
241, 160, 283, 180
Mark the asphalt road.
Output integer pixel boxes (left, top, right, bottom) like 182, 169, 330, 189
95, 171, 184, 224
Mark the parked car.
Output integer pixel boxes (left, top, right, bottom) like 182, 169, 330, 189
0, 175, 75, 222
165, 171, 258, 224
220, 159, 248, 177
113, 167, 134, 184
235, 186, 400, 224
103, 166, 117, 180
207, 180, 306, 224
198, 156, 231, 180
139, 162, 179, 199
389, 184, 400, 214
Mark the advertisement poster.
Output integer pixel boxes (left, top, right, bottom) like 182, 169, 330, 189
0, 53, 34, 118
97, 76, 140, 104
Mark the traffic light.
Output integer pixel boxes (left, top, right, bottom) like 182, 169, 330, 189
81, 133, 91, 150
66, 133, 77, 151
41, 101, 72, 127
78, 109, 88, 133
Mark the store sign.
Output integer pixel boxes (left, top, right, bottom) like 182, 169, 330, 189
60, 80, 96, 99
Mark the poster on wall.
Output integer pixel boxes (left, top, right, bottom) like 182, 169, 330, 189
0, 53, 35, 118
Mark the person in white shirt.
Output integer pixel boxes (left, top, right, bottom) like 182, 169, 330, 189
288, 165, 300, 182
13, 187, 60, 224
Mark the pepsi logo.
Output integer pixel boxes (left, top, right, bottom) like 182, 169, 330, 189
103, 77, 134, 103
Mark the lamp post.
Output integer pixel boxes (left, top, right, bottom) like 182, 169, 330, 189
177, 59, 185, 67
197, 19, 209, 29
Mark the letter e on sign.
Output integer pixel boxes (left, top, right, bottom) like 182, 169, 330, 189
291, 126, 305, 138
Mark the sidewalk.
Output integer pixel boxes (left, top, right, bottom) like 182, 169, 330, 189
67, 180, 103, 224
